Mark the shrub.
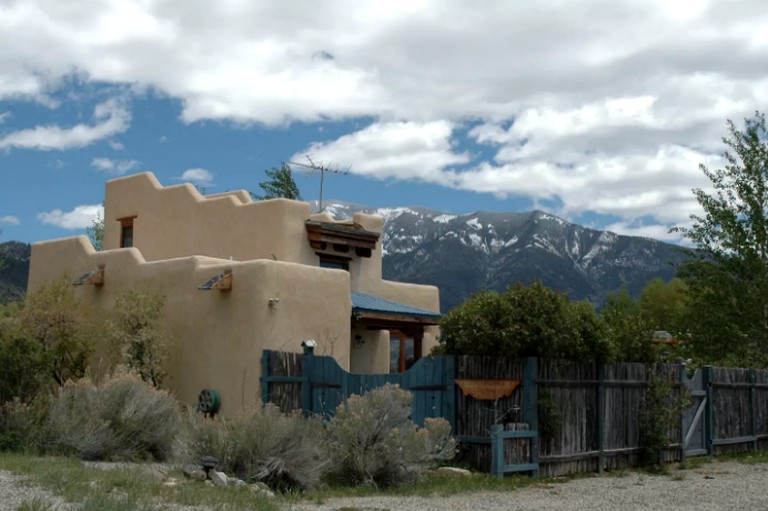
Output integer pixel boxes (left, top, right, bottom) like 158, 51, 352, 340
639, 371, 691, 469
0, 398, 49, 452
45, 372, 181, 461
440, 282, 612, 362
325, 384, 456, 487
184, 404, 326, 491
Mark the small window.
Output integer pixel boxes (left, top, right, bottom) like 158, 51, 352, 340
118, 216, 136, 248
317, 253, 350, 271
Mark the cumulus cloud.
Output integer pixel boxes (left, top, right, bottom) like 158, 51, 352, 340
0, 215, 20, 225
0, 99, 130, 151
37, 204, 102, 229
295, 121, 469, 184
2, 0, 767, 234
91, 157, 139, 174
180, 168, 213, 187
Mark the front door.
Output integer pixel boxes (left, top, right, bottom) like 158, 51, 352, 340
389, 330, 420, 373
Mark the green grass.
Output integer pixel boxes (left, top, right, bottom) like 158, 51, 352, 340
712, 450, 768, 464
15, 497, 57, 511
0, 453, 280, 511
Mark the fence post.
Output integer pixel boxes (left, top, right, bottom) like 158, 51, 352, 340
260, 350, 270, 407
523, 357, 539, 476
703, 365, 714, 456
750, 368, 757, 452
301, 344, 315, 416
442, 355, 457, 434
597, 363, 605, 473
491, 424, 504, 477
679, 361, 687, 463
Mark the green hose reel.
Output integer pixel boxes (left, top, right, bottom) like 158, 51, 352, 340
197, 388, 221, 416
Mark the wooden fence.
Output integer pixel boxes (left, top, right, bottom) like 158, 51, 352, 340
260, 348, 768, 477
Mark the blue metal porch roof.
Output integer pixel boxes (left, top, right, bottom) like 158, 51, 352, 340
351, 291, 441, 320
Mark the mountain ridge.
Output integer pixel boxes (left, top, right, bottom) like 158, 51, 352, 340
0, 205, 686, 311
318, 201, 685, 312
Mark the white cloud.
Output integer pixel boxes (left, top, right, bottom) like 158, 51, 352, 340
109, 140, 124, 150
0, 215, 20, 225
0, 112, 9, 124
2, 0, 768, 235
180, 168, 213, 187
603, 221, 683, 243
296, 121, 469, 184
91, 157, 139, 174
37, 204, 102, 229
0, 99, 130, 151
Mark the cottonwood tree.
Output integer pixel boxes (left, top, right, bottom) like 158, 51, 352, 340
255, 162, 302, 200
675, 112, 768, 367
109, 284, 172, 387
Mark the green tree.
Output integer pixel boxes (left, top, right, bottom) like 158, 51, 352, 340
86, 204, 104, 251
601, 288, 656, 363
255, 162, 302, 200
674, 112, 768, 367
0, 302, 50, 404
109, 284, 172, 387
639, 277, 689, 334
17, 280, 99, 387
440, 282, 611, 362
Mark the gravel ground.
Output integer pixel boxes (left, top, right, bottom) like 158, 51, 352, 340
294, 461, 768, 511
0, 470, 71, 511
2, 461, 768, 510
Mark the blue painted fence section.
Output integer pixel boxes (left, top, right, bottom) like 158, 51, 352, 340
308, 351, 456, 428
261, 348, 456, 429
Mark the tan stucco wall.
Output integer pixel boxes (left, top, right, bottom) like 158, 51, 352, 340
28, 172, 442, 414
28, 236, 351, 416
103, 173, 318, 266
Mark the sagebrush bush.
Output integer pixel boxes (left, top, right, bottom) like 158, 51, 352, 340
45, 372, 181, 461
184, 404, 326, 491
325, 384, 456, 487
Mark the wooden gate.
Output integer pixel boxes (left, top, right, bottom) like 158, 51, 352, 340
681, 366, 708, 459
260, 348, 455, 428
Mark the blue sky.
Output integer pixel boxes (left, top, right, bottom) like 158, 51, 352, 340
2, 0, 766, 244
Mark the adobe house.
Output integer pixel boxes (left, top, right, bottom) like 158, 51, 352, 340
27, 172, 440, 415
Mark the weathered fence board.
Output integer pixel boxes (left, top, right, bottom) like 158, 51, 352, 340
261, 349, 768, 478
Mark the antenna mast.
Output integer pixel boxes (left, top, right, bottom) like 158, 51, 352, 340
288, 156, 349, 212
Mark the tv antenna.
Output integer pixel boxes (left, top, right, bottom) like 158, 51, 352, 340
288, 156, 350, 212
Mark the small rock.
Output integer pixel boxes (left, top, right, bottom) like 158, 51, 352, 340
248, 482, 276, 498
229, 477, 247, 488
163, 477, 180, 487
183, 464, 207, 481
210, 470, 229, 487
437, 466, 472, 477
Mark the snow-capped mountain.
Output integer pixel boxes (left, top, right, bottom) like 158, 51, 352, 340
318, 202, 685, 313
